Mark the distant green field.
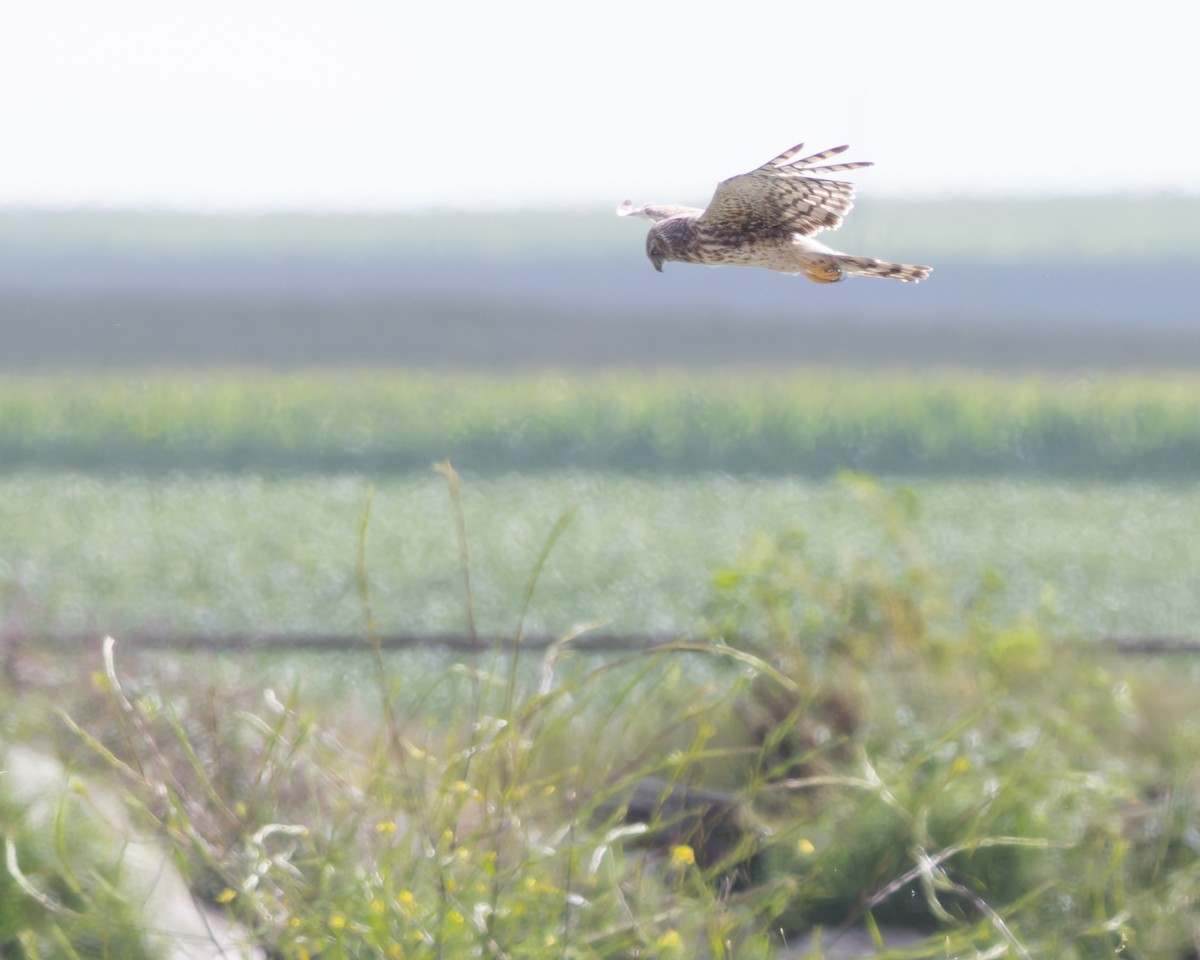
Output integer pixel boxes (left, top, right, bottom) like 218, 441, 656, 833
3, 370, 1200, 477
2, 196, 1196, 262
3, 470, 1198, 644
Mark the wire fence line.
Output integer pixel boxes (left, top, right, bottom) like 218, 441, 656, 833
4, 630, 1198, 657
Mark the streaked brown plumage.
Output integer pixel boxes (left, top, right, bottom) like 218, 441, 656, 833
618, 142, 931, 284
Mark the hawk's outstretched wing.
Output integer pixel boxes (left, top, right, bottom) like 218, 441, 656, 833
698, 143, 873, 240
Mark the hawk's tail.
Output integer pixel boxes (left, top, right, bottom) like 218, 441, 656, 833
834, 255, 932, 284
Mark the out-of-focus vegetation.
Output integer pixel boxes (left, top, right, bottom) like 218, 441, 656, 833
3, 478, 1197, 958
2, 370, 1199, 477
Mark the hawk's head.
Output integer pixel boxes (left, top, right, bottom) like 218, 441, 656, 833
645, 215, 699, 273
646, 230, 668, 272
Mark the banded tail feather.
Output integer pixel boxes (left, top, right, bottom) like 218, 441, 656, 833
833, 254, 932, 284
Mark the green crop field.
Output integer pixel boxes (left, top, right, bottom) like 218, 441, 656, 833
4, 369, 1200, 477
3, 369, 1199, 645
3, 469, 1199, 646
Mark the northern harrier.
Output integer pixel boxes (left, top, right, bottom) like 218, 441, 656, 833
618, 142, 931, 284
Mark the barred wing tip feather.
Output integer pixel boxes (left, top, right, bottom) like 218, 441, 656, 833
760, 142, 875, 177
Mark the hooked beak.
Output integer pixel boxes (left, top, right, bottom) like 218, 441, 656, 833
650, 255, 664, 273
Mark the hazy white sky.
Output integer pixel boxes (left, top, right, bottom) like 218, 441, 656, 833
3, 0, 1198, 210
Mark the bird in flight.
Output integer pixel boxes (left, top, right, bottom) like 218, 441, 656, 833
618, 142, 931, 284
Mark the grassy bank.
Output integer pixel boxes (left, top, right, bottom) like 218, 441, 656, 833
3, 480, 1198, 958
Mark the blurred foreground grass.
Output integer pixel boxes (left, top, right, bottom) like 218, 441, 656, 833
2, 478, 1197, 958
